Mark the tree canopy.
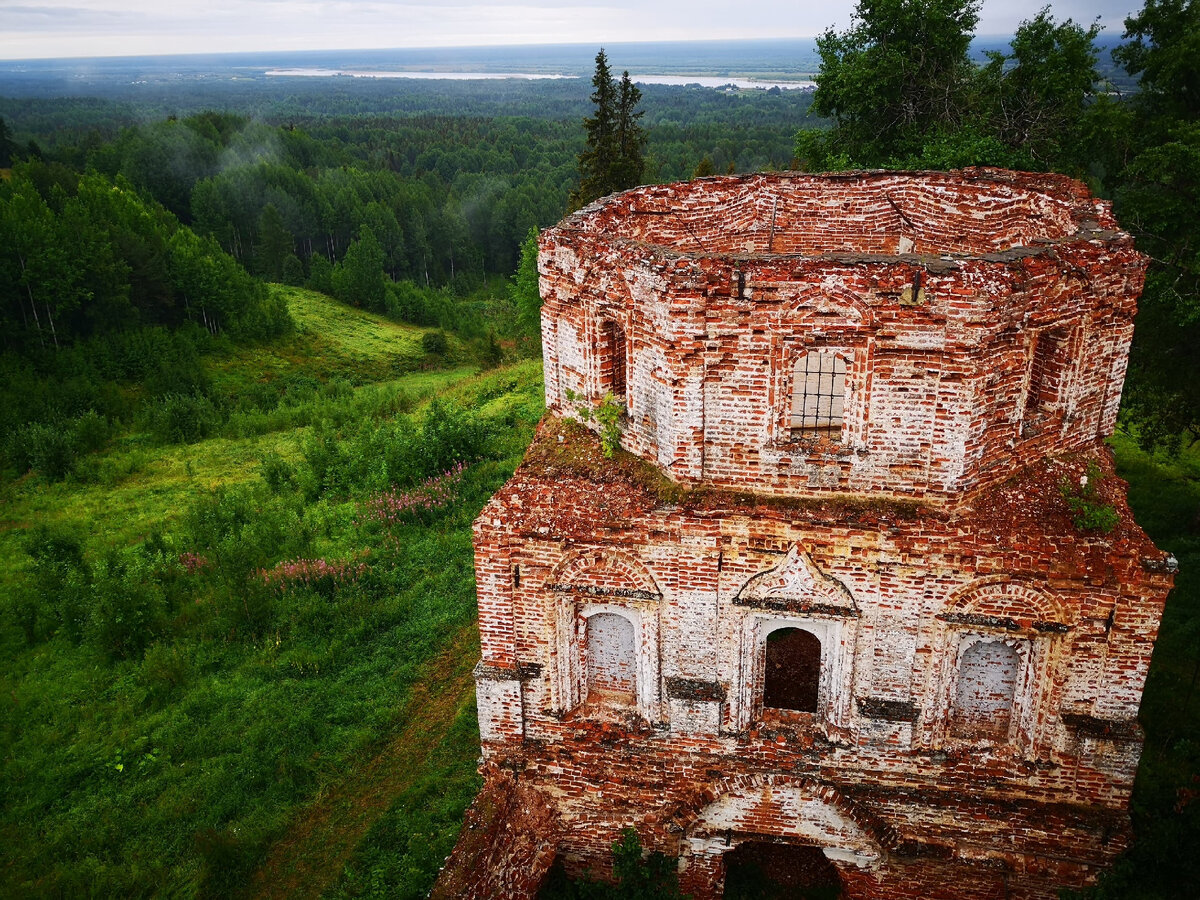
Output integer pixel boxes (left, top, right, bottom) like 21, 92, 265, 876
572, 50, 647, 208
807, 0, 981, 164
799, 0, 1104, 173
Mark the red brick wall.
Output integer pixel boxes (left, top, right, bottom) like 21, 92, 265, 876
538, 170, 1146, 503
443, 170, 1171, 900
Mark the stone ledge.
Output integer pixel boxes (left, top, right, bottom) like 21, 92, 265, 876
856, 697, 920, 722
1060, 713, 1141, 741
666, 677, 728, 703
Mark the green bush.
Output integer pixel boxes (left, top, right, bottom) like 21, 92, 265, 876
260, 451, 296, 493
539, 827, 688, 900
1059, 460, 1120, 534
10, 420, 76, 479
88, 551, 167, 660
143, 393, 221, 444
72, 409, 111, 454
281, 253, 305, 286
18, 525, 91, 641
422, 329, 449, 358
140, 640, 194, 703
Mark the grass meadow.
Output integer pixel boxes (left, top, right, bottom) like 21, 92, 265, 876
0, 286, 544, 898
1, 285, 1197, 898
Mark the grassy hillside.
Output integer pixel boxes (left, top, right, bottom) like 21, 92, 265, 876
0, 286, 544, 898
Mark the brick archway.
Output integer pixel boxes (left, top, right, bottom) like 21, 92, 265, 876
673, 775, 888, 899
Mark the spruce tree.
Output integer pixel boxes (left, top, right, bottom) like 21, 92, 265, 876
615, 71, 646, 189
572, 50, 646, 208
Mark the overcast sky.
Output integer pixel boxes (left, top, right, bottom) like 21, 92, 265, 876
1, 1, 1143, 61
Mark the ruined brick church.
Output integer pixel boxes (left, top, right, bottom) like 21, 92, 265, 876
433, 169, 1175, 899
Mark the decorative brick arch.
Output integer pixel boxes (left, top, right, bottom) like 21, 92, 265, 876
673, 774, 892, 868
782, 281, 873, 329
733, 544, 857, 615
942, 577, 1068, 631
547, 546, 662, 602
731, 545, 860, 730
547, 547, 663, 721
923, 578, 1071, 755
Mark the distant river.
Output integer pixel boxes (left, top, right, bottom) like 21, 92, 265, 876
263, 68, 813, 90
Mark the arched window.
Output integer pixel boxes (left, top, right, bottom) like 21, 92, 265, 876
790, 351, 846, 436
586, 612, 636, 703
763, 627, 822, 712
951, 640, 1019, 741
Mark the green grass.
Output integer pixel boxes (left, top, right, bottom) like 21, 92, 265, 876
0, 287, 546, 899
1075, 432, 1200, 898
0, 286, 478, 590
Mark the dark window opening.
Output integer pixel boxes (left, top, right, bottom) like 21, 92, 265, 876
763, 627, 821, 712
602, 319, 627, 400
790, 351, 846, 437
724, 842, 842, 900
1026, 328, 1068, 415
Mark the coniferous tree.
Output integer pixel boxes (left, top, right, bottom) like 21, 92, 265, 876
573, 49, 618, 208
615, 72, 647, 189
572, 50, 646, 208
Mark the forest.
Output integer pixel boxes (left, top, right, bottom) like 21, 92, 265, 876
0, 0, 1198, 897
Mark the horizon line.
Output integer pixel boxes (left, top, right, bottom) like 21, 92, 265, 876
0, 32, 1056, 66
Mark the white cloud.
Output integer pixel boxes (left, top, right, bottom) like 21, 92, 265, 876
0, 1, 1145, 60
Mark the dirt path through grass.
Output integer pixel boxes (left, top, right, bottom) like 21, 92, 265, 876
245, 623, 480, 900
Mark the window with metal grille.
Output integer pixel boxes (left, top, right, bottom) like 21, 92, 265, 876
790, 350, 846, 435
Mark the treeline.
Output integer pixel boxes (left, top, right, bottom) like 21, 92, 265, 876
0, 160, 287, 350
800, 0, 1200, 458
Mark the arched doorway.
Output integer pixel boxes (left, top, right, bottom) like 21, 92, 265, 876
724, 842, 842, 899
679, 777, 881, 900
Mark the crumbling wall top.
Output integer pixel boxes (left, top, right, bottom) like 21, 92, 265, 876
556, 168, 1122, 260
538, 169, 1145, 503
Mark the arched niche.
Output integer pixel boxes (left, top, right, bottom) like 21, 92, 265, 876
732, 545, 859, 732
679, 775, 886, 877
546, 547, 663, 723
925, 578, 1071, 755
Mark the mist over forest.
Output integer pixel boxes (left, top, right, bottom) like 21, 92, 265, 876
1, 5, 1198, 898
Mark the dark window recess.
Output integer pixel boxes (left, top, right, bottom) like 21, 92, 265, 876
763, 627, 821, 712
602, 319, 627, 399
724, 842, 843, 900
1026, 328, 1068, 414
790, 351, 846, 435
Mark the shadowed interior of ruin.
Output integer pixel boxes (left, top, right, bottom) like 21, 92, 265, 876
763, 628, 821, 712
723, 842, 843, 900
